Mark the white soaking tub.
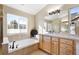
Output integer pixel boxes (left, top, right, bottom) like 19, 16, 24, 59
8, 38, 39, 53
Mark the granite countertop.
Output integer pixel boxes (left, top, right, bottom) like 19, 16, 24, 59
39, 33, 79, 40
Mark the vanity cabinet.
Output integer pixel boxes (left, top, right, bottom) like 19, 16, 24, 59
39, 35, 76, 55
52, 38, 59, 55
60, 39, 75, 55
43, 36, 51, 53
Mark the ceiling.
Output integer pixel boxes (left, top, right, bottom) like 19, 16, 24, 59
5, 4, 47, 15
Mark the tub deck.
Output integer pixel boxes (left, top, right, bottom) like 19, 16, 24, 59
8, 39, 39, 55
8, 43, 39, 55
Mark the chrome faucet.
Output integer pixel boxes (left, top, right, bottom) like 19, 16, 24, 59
12, 41, 15, 49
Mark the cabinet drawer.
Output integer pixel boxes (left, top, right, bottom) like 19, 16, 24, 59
52, 37, 58, 42
52, 41, 58, 46
43, 36, 51, 40
60, 39, 73, 45
43, 36, 51, 42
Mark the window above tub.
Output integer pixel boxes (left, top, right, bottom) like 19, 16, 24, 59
7, 13, 28, 35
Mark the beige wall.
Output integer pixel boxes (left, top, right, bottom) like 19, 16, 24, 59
3, 5, 35, 41
35, 5, 49, 33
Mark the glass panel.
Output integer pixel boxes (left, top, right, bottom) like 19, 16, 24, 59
44, 10, 69, 34
7, 13, 28, 35
7, 14, 20, 35
70, 7, 79, 35
60, 15, 69, 34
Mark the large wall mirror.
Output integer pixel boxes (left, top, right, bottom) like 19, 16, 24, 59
44, 9, 69, 34
44, 7, 79, 35
60, 15, 69, 34
69, 7, 79, 35
45, 19, 60, 33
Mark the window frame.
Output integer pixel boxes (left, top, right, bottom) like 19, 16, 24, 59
7, 13, 28, 35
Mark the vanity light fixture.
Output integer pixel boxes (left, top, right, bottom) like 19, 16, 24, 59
49, 9, 60, 15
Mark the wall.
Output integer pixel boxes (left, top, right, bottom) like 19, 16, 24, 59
35, 4, 56, 34
3, 5, 35, 41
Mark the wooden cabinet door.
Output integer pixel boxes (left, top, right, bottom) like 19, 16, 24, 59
60, 43, 74, 55
43, 36, 51, 53
65, 44, 74, 55
39, 35, 43, 49
52, 41, 59, 55
60, 43, 67, 55
52, 38, 59, 55
60, 39, 75, 55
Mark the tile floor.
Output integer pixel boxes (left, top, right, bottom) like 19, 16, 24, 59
29, 50, 48, 55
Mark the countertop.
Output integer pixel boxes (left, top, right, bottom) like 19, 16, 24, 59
39, 33, 79, 40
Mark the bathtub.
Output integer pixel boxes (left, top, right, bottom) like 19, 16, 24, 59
8, 38, 39, 53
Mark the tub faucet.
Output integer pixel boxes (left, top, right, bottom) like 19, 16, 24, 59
12, 41, 15, 49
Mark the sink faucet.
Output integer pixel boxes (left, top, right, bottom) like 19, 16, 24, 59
12, 41, 15, 49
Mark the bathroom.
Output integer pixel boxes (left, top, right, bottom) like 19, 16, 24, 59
0, 4, 79, 55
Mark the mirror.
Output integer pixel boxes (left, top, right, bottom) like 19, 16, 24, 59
44, 10, 69, 34
60, 15, 69, 34
43, 6, 79, 35
70, 7, 79, 35
47, 19, 60, 33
